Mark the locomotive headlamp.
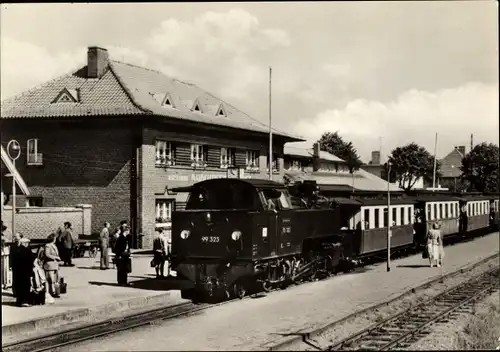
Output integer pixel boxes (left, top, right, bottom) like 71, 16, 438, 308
231, 230, 242, 241
180, 230, 191, 239
205, 212, 211, 222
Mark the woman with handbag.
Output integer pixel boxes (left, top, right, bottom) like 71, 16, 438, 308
426, 222, 442, 267
43, 233, 61, 298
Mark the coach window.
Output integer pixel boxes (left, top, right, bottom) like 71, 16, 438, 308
400, 207, 405, 225
427, 204, 431, 220
455, 203, 459, 217
444, 203, 448, 218
383, 208, 388, 227
408, 206, 412, 224
374, 208, 380, 228
364, 209, 370, 230
433, 204, 437, 220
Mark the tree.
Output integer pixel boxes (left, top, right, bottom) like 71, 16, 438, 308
317, 132, 363, 173
387, 143, 441, 191
461, 142, 499, 193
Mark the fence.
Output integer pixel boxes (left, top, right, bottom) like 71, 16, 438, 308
1, 204, 92, 240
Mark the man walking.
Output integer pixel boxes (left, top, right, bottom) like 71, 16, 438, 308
100, 222, 111, 270
61, 222, 75, 267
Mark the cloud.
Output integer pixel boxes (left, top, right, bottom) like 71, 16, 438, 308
292, 82, 499, 161
0, 38, 152, 100
146, 8, 291, 99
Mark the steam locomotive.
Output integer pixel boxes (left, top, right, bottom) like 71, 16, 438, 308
170, 178, 499, 302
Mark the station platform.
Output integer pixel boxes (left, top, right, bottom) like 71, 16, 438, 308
1, 252, 188, 342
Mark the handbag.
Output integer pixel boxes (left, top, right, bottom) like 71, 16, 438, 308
150, 259, 156, 268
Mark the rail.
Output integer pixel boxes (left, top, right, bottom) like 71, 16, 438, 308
326, 267, 499, 351
267, 252, 499, 350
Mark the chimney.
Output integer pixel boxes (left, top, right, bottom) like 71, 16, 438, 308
87, 47, 109, 78
455, 146, 466, 155
371, 151, 381, 165
313, 143, 320, 158
312, 143, 320, 172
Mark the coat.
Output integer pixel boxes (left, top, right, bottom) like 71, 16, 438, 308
100, 227, 110, 248
43, 242, 60, 271
113, 234, 129, 256
61, 229, 74, 249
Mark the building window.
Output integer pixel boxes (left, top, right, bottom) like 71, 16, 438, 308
155, 140, 176, 166
267, 154, 279, 172
156, 199, 174, 225
220, 147, 235, 169
27, 197, 43, 207
364, 209, 370, 229
191, 144, 207, 167
27, 139, 43, 165
246, 150, 259, 171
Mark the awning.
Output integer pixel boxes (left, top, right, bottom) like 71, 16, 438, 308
1, 145, 30, 196
331, 197, 362, 206
170, 186, 193, 193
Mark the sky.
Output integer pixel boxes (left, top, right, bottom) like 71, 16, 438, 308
1, 2, 498, 163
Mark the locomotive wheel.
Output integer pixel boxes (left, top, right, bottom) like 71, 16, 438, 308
261, 280, 272, 292
232, 282, 246, 299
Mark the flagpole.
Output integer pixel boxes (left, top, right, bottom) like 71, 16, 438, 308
269, 67, 273, 181
432, 133, 438, 191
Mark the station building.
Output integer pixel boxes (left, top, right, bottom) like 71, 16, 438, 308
0, 46, 301, 248
284, 144, 401, 193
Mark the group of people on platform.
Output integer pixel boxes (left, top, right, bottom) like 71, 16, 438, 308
1, 221, 74, 307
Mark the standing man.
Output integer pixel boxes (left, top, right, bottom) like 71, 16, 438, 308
61, 222, 75, 267
99, 222, 111, 270
113, 221, 131, 286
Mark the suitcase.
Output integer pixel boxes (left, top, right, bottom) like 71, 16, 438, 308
32, 289, 46, 305
59, 278, 67, 294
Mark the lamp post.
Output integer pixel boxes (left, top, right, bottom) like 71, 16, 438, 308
387, 161, 392, 272
6, 140, 21, 239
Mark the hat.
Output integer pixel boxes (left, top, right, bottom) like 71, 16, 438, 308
20, 237, 30, 244
432, 222, 440, 229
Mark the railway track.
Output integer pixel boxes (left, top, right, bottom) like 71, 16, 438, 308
2, 300, 216, 352
325, 267, 499, 351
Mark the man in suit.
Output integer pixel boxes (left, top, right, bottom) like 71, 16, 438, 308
113, 221, 131, 286
99, 222, 111, 270
61, 222, 75, 267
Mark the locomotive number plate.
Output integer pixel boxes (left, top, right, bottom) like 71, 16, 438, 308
201, 236, 220, 243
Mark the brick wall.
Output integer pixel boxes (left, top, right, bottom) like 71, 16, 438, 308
0, 118, 136, 234
138, 121, 286, 249
2, 204, 91, 240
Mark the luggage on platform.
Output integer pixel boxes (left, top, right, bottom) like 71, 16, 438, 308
59, 277, 67, 294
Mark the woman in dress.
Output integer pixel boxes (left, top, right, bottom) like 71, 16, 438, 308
43, 233, 61, 298
426, 222, 443, 267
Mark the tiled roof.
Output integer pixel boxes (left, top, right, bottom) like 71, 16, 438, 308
1, 59, 301, 141
440, 149, 463, 178
284, 145, 346, 163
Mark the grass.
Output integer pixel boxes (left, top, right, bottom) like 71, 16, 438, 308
454, 300, 500, 350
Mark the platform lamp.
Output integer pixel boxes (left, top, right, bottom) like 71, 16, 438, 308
6, 140, 21, 239
386, 160, 392, 272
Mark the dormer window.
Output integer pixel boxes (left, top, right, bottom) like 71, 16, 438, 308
52, 88, 79, 104
191, 98, 204, 113
216, 104, 227, 117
